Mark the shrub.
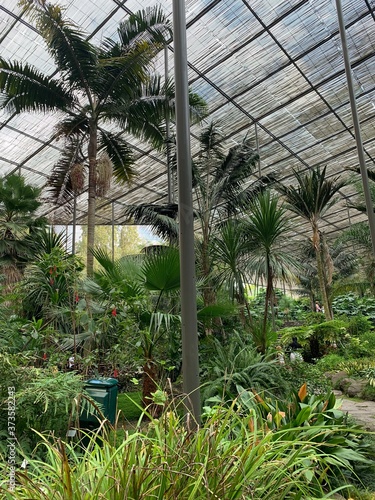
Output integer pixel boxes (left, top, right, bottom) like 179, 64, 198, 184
315, 353, 347, 373
280, 361, 332, 394
347, 316, 373, 336
0, 355, 84, 455
200, 331, 287, 403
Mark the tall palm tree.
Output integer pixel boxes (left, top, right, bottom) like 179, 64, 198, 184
0, 175, 46, 289
278, 166, 346, 320
0, 1, 204, 276
244, 191, 296, 351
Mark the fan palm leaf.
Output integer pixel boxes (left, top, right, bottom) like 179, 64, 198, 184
141, 246, 180, 294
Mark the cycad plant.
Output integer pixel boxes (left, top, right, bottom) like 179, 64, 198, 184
0, 1, 205, 276
278, 166, 346, 320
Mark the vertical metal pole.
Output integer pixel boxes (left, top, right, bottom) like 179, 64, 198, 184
254, 122, 261, 177
335, 0, 375, 257
165, 45, 173, 204
112, 202, 115, 263
172, 0, 201, 426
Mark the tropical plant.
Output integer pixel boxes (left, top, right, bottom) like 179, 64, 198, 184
0, 396, 370, 499
278, 166, 346, 320
125, 123, 272, 313
200, 330, 286, 403
0, 175, 46, 289
0, 354, 84, 454
0, 1, 205, 276
244, 190, 297, 344
82, 246, 181, 409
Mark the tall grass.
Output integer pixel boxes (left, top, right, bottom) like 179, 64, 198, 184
0, 398, 363, 499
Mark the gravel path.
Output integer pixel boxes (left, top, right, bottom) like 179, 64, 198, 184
334, 391, 375, 431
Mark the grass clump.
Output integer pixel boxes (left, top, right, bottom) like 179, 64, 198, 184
0, 391, 370, 499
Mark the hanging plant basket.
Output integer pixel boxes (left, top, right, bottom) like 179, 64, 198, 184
96, 152, 113, 197
70, 163, 85, 194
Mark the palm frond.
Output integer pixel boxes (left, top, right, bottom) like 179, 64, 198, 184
123, 204, 179, 242
278, 166, 346, 222
21, 0, 98, 93
0, 58, 74, 114
47, 138, 86, 206
141, 246, 180, 293
118, 6, 171, 48
55, 113, 90, 138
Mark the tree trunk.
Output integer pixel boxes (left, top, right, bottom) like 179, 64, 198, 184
86, 121, 98, 277
313, 225, 332, 320
261, 253, 273, 354
142, 358, 162, 417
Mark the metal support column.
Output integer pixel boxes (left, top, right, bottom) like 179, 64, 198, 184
172, 0, 201, 426
254, 122, 261, 177
335, 0, 375, 257
165, 45, 174, 204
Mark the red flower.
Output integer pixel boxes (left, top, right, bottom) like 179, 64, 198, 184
113, 369, 119, 378
75, 293, 79, 303
111, 308, 117, 317
49, 268, 53, 274
43, 353, 47, 360
49, 278, 54, 285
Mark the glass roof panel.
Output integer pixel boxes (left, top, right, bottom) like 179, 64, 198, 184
0, 0, 374, 239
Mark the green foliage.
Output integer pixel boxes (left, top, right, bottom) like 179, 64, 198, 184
342, 333, 375, 359
313, 319, 347, 341
347, 315, 373, 336
200, 331, 287, 403
360, 383, 375, 401
336, 358, 375, 376
316, 353, 348, 372
280, 361, 332, 394
332, 292, 375, 320
0, 398, 369, 499
0, 354, 84, 453
117, 392, 142, 421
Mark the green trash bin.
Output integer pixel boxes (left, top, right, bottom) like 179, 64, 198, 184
81, 378, 118, 426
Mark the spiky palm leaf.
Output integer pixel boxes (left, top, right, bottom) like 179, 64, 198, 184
211, 219, 250, 303
278, 166, 345, 223
0, 59, 75, 113
277, 166, 346, 320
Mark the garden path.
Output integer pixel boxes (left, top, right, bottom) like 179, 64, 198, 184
334, 391, 375, 431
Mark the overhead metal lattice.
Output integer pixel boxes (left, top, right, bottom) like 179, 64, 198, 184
0, 0, 374, 242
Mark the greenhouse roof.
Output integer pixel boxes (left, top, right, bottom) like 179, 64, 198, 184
0, 0, 375, 245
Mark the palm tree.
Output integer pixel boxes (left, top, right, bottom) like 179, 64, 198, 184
0, 175, 46, 289
278, 166, 346, 320
84, 246, 181, 410
244, 191, 296, 351
124, 123, 273, 309
0, 1, 205, 276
